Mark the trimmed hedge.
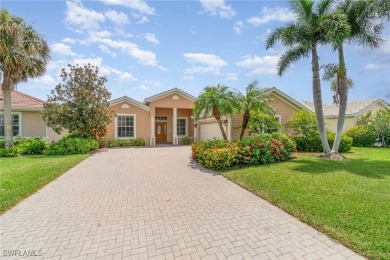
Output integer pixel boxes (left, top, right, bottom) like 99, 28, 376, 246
0, 137, 47, 157
44, 137, 98, 155
344, 126, 377, 147
293, 133, 352, 152
192, 132, 296, 171
107, 138, 145, 147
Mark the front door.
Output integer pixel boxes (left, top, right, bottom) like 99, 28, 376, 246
155, 122, 167, 143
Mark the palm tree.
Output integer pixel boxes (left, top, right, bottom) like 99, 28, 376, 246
0, 9, 50, 147
234, 81, 274, 139
266, 0, 333, 156
194, 84, 235, 140
321, 0, 388, 153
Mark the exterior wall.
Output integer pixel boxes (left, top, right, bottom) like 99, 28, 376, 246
47, 128, 68, 143
107, 101, 151, 145
177, 109, 194, 138
21, 111, 45, 137
149, 93, 194, 112
231, 93, 301, 140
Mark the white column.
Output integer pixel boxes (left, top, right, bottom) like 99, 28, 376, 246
228, 116, 232, 141
150, 116, 155, 146
173, 108, 178, 145
193, 122, 197, 143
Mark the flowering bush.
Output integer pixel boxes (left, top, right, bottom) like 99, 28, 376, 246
192, 133, 295, 170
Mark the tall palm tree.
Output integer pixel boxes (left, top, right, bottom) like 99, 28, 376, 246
194, 84, 235, 140
266, 0, 333, 156
234, 81, 274, 139
321, 0, 388, 153
0, 9, 50, 147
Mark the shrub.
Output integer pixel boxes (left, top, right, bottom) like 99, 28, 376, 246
192, 133, 295, 170
44, 137, 98, 155
180, 136, 192, 145
0, 147, 21, 157
286, 110, 317, 137
18, 138, 47, 154
107, 138, 145, 147
293, 132, 352, 153
344, 126, 377, 147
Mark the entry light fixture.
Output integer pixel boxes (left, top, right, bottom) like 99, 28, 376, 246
222, 119, 228, 125
194, 123, 198, 127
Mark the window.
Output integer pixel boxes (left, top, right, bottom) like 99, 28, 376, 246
267, 115, 281, 134
0, 114, 20, 137
155, 115, 168, 121
177, 118, 187, 136
117, 115, 134, 138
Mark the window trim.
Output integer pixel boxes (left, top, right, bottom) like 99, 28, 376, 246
115, 113, 136, 139
266, 115, 281, 133
0, 112, 22, 137
177, 117, 188, 137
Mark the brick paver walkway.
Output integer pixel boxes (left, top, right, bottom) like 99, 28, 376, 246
1, 146, 362, 259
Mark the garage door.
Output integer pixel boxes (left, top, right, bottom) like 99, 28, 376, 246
199, 122, 223, 141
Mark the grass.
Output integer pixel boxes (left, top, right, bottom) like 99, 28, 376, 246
0, 154, 89, 214
223, 147, 390, 260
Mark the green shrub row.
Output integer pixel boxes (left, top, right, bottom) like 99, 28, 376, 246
179, 136, 192, 145
0, 137, 48, 157
293, 132, 352, 152
107, 138, 145, 147
344, 125, 378, 147
192, 132, 296, 171
44, 137, 99, 155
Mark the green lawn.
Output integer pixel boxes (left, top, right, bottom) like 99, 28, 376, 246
0, 154, 89, 214
223, 147, 390, 260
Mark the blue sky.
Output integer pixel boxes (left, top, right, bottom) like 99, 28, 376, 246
3, 0, 390, 103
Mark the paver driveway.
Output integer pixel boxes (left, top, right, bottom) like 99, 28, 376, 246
1, 146, 362, 260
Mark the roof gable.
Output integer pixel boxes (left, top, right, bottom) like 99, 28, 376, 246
144, 88, 196, 104
109, 96, 150, 111
0, 90, 45, 109
262, 87, 312, 112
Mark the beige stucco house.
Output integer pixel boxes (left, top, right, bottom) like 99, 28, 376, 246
107, 88, 196, 146
0, 90, 63, 143
300, 99, 389, 133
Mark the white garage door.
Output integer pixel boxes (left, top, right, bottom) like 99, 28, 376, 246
199, 122, 223, 141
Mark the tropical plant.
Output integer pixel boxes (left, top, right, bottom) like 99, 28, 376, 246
234, 81, 274, 139
42, 64, 112, 139
266, 0, 333, 156
320, 0, 388, 153
194, 84, 235, 140
247, 112, 280, 136
286, 110, 318, 137
357, 111, 372, 126
370, 109, 390, 147
0, 9, 50, 147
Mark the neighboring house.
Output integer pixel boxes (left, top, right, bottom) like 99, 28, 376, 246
0, 89, 64, 143
196, 87, 311, 141
300, 99, 390, 133
106, 88, 196, 146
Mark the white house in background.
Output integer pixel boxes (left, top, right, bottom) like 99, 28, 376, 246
300, 99, 390, 133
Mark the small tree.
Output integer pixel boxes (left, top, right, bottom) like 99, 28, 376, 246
286, 110, 318, 137
43, 64, 112, 139
247, 112, 280, 136
370, 109, 390, 147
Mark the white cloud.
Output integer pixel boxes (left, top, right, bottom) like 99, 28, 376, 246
105, 10, 128, 26
199, 0, 236, 19
139, 80, 160, 90
226, 73, 238, 81
184, 53, 228, 75
233, 21, 244, 34
143, 33, 160, 45
101, 0, 155, 15
118, 72, 137, 81
62, 37, 76, 44
65, 1, 105, 32
183, 75, 195, 80
247, 7, 296, 26
236, 55, 280, 76
51, 43, 76, 56
136, 15, 149, 24
30, 75, 57, 88
362, 63, 387, 71
99, 45, 117, 57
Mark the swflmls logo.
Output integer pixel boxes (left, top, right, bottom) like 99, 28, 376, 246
2, 249, 43, 257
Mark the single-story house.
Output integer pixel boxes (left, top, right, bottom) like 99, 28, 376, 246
0, 89, 64, 143
196, 87, 311, 141
300, 99, 390, 133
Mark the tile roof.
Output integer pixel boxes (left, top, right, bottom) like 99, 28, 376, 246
299, 99, 383, 116
0, 89, 45, 109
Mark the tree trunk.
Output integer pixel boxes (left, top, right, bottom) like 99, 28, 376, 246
239, 109, 250, 140
2, 73, 14, 148
311, 46, 331, 156
332, 45, 348, 153
215, 116, 228, 140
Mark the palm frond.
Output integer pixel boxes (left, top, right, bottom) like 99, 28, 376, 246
277, 46, 309, 76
